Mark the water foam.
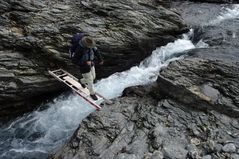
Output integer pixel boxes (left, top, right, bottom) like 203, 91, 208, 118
95, 39, 195, 99
209, 4, 239, 25
0, 94, 95, 158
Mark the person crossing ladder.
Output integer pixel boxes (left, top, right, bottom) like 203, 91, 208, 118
69, 33, 104, 100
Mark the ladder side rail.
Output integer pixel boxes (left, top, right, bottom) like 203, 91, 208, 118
48, 70, 101, 110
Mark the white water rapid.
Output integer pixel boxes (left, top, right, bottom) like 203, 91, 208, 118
210, 4, 239, 25
95, 35, 195, 99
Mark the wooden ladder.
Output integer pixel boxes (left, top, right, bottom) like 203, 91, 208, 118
49, 69, 102, 109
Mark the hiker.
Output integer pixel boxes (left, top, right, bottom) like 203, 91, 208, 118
69, 33, 103, 100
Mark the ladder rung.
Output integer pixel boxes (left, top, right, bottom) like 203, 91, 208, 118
51, 69, 62, 73
58, 74, 68, 78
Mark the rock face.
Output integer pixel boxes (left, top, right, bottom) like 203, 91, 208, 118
0, 0, 186, 118
50, 90, 239, 159
51, 2, 239, 159
172, 1, 239, 47
157, 47, 239, 118
164, 1, 239, 118
0, 50, 63, 117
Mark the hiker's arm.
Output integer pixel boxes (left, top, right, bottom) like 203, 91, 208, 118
93, 47, 103, 64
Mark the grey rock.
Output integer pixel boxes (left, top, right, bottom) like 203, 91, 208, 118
165, 2, 239, 119
149, 124, 167, 150
186, 144, 197, 152
186, 144, 200, 159
214, 144, 223, 152
150, 151, 163, 159
49, 95, 239, 159
162, 143, 188, 159
157, 48, 239, 118
202, 155, 212, 159
231, 154, 239, 159
222, 143, 236, 153
115, 153, 138, 159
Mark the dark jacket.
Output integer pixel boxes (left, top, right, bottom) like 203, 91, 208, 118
72, 44, 103, 73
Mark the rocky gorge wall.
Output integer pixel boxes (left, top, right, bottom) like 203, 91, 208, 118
50, 1, 239, 159
0, 0, 187, 118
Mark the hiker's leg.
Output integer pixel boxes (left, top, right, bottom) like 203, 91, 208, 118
80, 73, 89, 85
91, 66, 96, 80
82, 71, 95, 95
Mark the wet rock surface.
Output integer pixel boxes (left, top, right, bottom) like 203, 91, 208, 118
51, 1, 239, 159
157, 47, 239, 117
171, 1, 225, 27
160, 1, 239, 118
172, 1, 239, 47
50, 94, 239, 159
0, 50, 64, 118
0, 0, 186, 118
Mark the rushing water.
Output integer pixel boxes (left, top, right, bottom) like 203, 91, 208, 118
95, 37, 195, 99
0, 4, 238, 159
210, 4, 239, 25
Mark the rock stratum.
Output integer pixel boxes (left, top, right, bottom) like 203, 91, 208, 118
0, 0, 186, 118
51, 1, 239, 159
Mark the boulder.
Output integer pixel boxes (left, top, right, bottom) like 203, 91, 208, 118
222, 143, 237, 153
202, 155, 212, 159
157, 47, 239, 117
165, 1, 239, 118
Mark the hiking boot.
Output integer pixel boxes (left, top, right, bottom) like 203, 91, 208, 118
90, 94, 98, 100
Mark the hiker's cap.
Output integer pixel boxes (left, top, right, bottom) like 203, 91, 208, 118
81, 36, 96, 48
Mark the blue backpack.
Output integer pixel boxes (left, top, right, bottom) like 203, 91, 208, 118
69, 33, 88, 58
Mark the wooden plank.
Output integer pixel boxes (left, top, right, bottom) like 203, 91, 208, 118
63, 76, 82, 89
61, 69, 79, 81
63, 76, 91, 95
51, 69, 62, 73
